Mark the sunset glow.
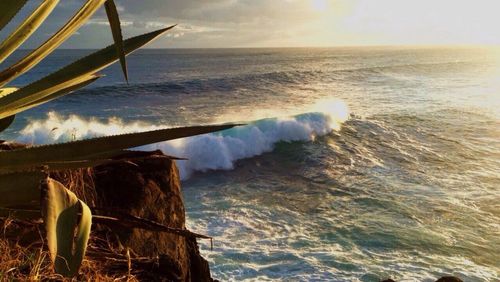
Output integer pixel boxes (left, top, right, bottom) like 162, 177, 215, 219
8, 0, 500, 48
299, 0, 500, 47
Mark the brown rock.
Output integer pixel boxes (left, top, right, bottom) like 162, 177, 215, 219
51, 150, 214, 281
435, 276, 463, 282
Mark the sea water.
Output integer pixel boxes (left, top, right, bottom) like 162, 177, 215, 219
1, 47, 499, 281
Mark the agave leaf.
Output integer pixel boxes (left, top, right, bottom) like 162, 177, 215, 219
0, 149, 125, 174
0, 87, 18, 98
104, 0, 128, 82
0, 88, 17, 125
0, 76, 99, 124
0, 115, 15, 133
0, 0, 107, 87
41, 178, 91, 277
0, 123, 241, 170
0, 0, 59, 64
10, 74, 101, 119
0, 88, 16, 128
0, 26, 175, 119
0, 0, 28, 32
0, 74, 100, 119
41, 151, 186, 171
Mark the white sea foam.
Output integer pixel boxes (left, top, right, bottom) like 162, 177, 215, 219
16, 100, 349, 180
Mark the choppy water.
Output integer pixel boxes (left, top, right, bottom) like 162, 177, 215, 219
1, 47, 499, 281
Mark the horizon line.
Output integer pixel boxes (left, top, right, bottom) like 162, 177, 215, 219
18, 44, 500, 51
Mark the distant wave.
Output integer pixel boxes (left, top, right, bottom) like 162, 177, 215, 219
66, 60, 478, 99
17, 100, 349, 180
70, 70, 325, 98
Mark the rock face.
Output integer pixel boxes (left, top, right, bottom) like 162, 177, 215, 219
92, 150, 213, 281
435, 277, 463, 282
382, 277, 463, 282
52, 150, 214, 281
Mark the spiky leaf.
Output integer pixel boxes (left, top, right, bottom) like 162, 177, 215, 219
0, 74, 100, 119
0, 115, 15, 133
0, 0, 28, 32
0, 0, 107, 87
104, 0, 128, 82
0, 87, 18, 98
0, 89, 17, 124
42, 178, 92, 277
0, 123, 240, 171
0, 26, 175, 120
0, 0, 59, 64
10, 74, 101, 120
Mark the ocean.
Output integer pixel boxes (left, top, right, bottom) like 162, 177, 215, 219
1, 47, 499, 281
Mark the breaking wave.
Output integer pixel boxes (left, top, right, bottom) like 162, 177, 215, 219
16, 101, 349, 180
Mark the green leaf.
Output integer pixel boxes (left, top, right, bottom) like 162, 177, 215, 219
0, 114, 15, 133
0, 77, 99, 126
104, 0, 128, 82
0, 0, 107, 87
0, 74, 100, 119
0, 88, 18, 119
41, 178, 91, 277
0, 123, 241, 171
41, 151, 186, 171
0, 0, 59, 64
11, 74, 101, 119
0, 0, 28, 32
0, 87, 18, 98
0, 26, 175, 120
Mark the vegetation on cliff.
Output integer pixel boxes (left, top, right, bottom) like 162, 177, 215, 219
0, 0, 231, 278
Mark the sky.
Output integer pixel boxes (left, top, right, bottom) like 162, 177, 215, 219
4, 0, 500, 48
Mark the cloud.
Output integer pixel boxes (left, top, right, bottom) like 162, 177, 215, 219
2, 0, 500, 49
0, 0, 352, 48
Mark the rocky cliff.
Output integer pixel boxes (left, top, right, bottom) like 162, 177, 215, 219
0, 140, 214, 281
87, 150, 213, 281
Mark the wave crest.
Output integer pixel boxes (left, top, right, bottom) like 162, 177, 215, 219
16, 100, 349, 180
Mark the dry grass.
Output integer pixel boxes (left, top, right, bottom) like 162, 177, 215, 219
0, 150, 131, 280
1, 168, 143, 281
0, 218, 140, 281
1, 160, 196, 280
0, 220, 51, 280
50, 168, 99, 207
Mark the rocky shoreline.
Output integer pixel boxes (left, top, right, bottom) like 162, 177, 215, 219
0, 142, 469, 281
1, 141, 214, 281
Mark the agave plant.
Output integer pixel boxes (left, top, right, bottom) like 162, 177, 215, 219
0, 0, 236, 277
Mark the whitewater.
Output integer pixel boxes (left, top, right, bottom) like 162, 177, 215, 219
2, 47, 499, 281
16, 99, 349, 180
